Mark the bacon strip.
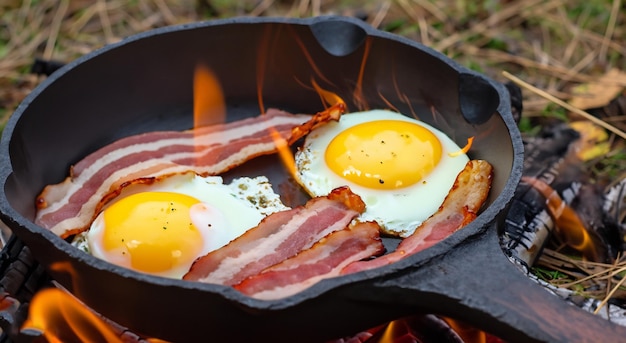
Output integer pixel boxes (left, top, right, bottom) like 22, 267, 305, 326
234, 221, 384, 300
35, 105, 343, 238
183, 186, 365, 286
341, 160, 493, 274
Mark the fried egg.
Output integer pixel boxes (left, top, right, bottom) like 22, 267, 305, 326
76, 173, 288, 279
295, 109, 470, 237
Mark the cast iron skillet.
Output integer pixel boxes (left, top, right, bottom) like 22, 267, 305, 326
0, 16, 624, 342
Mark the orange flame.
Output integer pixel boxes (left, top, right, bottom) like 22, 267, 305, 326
379, 319, 404, 342
443, 317, 487, 343
449, 136, 474, 157
22, 288, 168, 343
352, 37, 372, 111
268, 127, 297, 179
193, 64, 226, 128
49, 261, 80, 295
264, 77, 346, 181
375, 317, 489, 343
311, 78, 346, 109
522, 176, 603, 261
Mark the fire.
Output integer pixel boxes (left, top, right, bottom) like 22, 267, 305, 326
449, 136, 474, 157
369, 316, 491, 343
264, 76, 346, 180
21, 287, 168, 343
352, 37, 372, 111
193, 64, 226, 128
266, 102, 346, 181
269, 127, 297, 179
442, 317, 487, 343
522, 176, 604, 261
311, 78, 345, 109
379, 319, 406, 342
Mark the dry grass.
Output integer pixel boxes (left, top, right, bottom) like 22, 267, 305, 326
1, 0, 624, 127
535, 248, 626, 314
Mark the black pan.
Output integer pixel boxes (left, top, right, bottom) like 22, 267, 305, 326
0, 16, 624, 342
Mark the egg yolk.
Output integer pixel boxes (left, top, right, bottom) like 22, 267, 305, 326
102, 192, 204, 274
325, 120, 442, 189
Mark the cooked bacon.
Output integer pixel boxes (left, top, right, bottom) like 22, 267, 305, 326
183, 186, 365, 286
234, 221, 384, 300
341, 160, 493, 274
35, 105, 344, 238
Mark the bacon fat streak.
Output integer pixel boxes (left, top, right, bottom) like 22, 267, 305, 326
35, 106, 342, 238
183, 186, 366, 285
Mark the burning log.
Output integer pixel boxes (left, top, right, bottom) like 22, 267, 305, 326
521, 176, 609, 262
502, 123, 622, 268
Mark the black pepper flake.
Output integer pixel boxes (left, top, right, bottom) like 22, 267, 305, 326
208, 223, 212, 227
379, 179, 385, 184
381, 140, 385, 144
162, 226, 167, 230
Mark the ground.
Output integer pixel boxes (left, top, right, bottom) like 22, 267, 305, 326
1, 1, 624, 127
0, 0, 625, 339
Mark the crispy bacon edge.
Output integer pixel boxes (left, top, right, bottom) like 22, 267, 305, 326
341, 159, 493, 274
35, 105, 344, 238
182, 186, 365, 286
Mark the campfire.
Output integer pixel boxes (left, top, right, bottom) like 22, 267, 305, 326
1, 16, 625, 343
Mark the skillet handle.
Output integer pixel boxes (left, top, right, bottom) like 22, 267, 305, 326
367, 228, 626, 343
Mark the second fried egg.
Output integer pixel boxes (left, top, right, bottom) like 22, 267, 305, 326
295, 109, 469, 237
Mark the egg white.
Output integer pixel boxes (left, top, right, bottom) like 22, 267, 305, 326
73, 172, 288, 278
295, 109, 469, 237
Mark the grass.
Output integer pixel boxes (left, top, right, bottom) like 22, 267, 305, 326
1, 1, 624, 122
3, 0, 623, 181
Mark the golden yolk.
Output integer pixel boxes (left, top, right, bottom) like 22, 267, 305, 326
102, 192, 203, 274
325, 120, 442, 189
